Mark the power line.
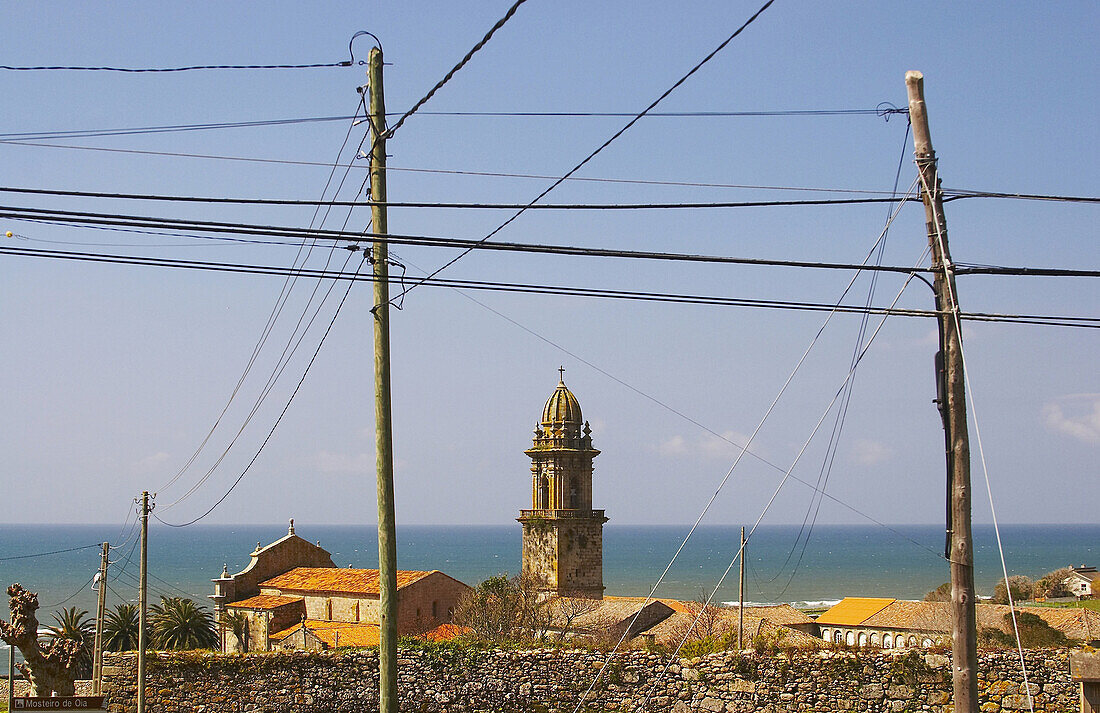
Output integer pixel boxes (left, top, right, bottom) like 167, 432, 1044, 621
384, 0, 530, 139
154, 253, 370, 526
7, 205, 1100, 279
6, 140, 1093, 204
0, 61, 354, 73
5, 243, 1098, 329
0, 34, 374, 74
0, 108, 909, 141
0, 184, 925, 209
0, 543, 102, 562
400, 0, 779, 300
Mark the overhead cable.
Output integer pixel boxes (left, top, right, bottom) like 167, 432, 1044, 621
383, 0, 531, 138
4, 244, 1097, 329
7, 205, 1100, 278
0, 184, 922, 209
399, 0, 779, 299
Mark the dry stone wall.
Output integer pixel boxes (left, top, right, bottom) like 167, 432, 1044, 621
98, 648, 1075, 713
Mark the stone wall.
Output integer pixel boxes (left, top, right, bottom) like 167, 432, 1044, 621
97, 647, 1077, 713
2, 678, 92, 698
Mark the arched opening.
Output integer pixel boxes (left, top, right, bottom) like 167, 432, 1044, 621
907, 635, 918, 647
870, 633, 880, 647
833, 630, 843, 644
922, 638, 933, 648
568, 477, 578, 508
537, 476, 549, 509
820, 629, 830, 641
845, 631, 855, 646
883, 634, 893, 649
858, 632, 868, 647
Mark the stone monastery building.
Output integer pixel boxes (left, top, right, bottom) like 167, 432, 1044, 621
211, 521, 469, 652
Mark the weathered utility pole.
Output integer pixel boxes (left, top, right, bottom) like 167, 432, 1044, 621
738, 526, 746, 650
137, 491, 152, 713
7, 632, 14, 712
92, 541, 109, 694
906, 70, 977, 713
367, 46, 398, 713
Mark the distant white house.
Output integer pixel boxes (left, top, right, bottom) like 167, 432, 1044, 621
1066, 566, 1098, 599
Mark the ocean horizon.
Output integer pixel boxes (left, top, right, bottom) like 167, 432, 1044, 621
2, 522, 1096, 636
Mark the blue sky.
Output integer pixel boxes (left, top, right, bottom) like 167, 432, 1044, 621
0, 1, 1096, 529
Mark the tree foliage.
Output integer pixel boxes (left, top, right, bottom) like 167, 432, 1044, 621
978, 611, 1073, 649
923, 582, 952, 602
44, 607, 95, 678
103, 603, 142, 652
452, 574, 554, 643
150, 596, 218, 651
991, 575, 1033, 604
1033, 568, 1074, 599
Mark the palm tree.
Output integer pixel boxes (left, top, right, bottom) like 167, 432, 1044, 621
222, 611, 250, 652
44, 607, 94, 677
103, 604, 142, 652
150, 597, 218, 651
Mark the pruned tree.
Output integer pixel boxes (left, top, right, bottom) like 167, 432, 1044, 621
0, 584, 83, 696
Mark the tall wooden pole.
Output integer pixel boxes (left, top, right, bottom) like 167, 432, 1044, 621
738, 526, 745, 650
906, 70, 977, 713
137, 492, 150, 713
92, 541, 109, 694
367, 46, 399, 713
7, 633, 14, 711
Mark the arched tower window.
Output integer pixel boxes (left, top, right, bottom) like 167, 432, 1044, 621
569, 477, 578, 509
537, 476, 549, 509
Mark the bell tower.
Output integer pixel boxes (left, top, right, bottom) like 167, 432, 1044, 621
518, 370, 607, 599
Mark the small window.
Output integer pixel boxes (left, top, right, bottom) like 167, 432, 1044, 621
417, 608, 421, 618
432, 601, 439, 618
833, 631, 843, 644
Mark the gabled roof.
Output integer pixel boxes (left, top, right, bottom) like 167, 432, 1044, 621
225, 594, 304, 611
269, 619, 381, 648
260, 567, 436, 595
816, 598, 896, 627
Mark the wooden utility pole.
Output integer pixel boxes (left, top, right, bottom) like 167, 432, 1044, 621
92, 541, 109, 694
367, 46, 399, 713
906, 70, 977, 713
7, 631, 13, 712
137, 491, 151, 713
738, 526, 746, 650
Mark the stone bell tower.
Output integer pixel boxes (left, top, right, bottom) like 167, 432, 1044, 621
518, 370, 608, 599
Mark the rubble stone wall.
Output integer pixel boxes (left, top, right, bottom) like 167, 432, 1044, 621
98, 647, 1075, 712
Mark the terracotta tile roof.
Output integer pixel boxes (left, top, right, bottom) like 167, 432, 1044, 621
547, 597, 669, 630
819, 598, 1100, 642
636, 608, 818, 649
603, 596, 695, 614
815, 598, 896, 627
269, 619, 381, 648
862, 600, 951, 632
225, 594, 304, 611
259, 567, 435, 595
419, 623, 470, 641
729, 604, 814, 626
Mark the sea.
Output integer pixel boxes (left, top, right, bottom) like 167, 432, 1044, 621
1, 523, 1097, 664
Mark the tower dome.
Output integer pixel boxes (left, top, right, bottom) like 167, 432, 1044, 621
541, 373, 582, 425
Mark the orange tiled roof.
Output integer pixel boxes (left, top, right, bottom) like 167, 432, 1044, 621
420, 623, 471, 641
815, 598, 896, 627
269, 619, 381, 648
225, 594, 303, 611
862, 600, 951, 632
260, 567, 435, 595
